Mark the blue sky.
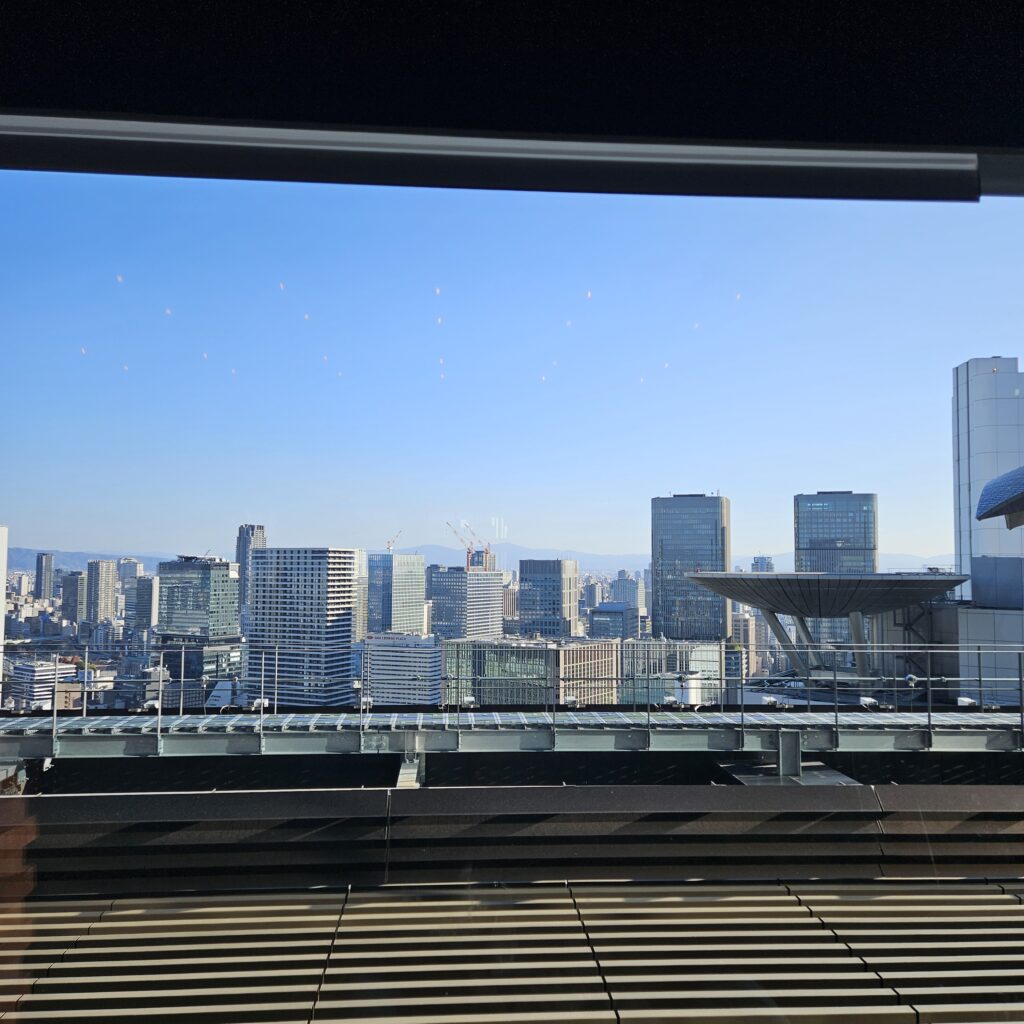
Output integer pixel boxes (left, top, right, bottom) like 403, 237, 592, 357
2, 170, 1023, 558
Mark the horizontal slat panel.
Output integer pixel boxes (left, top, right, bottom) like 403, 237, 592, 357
5, 880, 1024, 1022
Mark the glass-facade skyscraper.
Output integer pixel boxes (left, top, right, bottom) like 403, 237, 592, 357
156, 556, 242, 681
367, 553, 426, 634
794, 491, 878, 574
235, 524, 266, 633
651, 494, 731, 641
33, 552, 53, 600
794, 490, 878, 659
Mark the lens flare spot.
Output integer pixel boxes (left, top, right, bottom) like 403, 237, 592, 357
115, 274, 124, 284
164, 308, 172, 316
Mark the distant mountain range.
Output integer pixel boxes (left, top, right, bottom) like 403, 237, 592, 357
6, 548, 174, 575
7, 544, 956, 578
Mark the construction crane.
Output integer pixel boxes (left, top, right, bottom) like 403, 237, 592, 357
445, 521, 474, 568
385, 530, 403, 553
461, 521, 493, 562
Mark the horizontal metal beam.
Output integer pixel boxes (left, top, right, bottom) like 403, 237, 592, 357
1, 709, 1021, 757
0, 114, 981, 200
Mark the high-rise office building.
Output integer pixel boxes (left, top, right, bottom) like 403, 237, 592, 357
85, 560, 117, 624
117, 557, 143, 586
793, 491, 878, 659
353, 548, 368, 641
134, 575, 160, 631
503, 578, 520, 620
953, 357, 1024, 603
156, 557, 241, 687
61, 571, 87, 626
428, 566, 504, 640
235, 524, 267, 632
794, 491, 878, 573
651, 494, 731, 641
0, 525, 7, 661
246, 547, 360, 707
33, 552, 54, 600
518, 559, 580, 638
751, 555, 775, 573
157, 557, 240, 642
367, 553, 426, 635
363, 632, 442, 704
610, 570, 645, 611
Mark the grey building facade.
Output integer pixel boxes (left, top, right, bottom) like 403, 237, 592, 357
589, 602, 641, 639
33, 552, 53, 600
156, 556, 241, 681
61, 571, 86, 625
133, 575, 160, 631
428, 565, 503, 640
651, 494, 731, 641
518, 559, 580, 638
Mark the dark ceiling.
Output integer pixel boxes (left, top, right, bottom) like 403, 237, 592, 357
2, 4, 1023, 150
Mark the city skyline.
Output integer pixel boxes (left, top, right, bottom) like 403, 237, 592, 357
5, 171, 1024, 556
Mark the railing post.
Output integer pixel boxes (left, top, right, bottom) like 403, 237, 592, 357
179, 646, 186, 717
926, 651, 933, 748
51, 655, 59, 756
833, 663, 839, 749
739, 661, 745, 747
646, 672, 652, 748
260, 652, 266, 738
718, 642, 725, 710
978, 645, 983, 708
274, 646, 279, 715
82, 646, 88, 718
1018, 652, 1024, 753
157, 652, 164, 755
